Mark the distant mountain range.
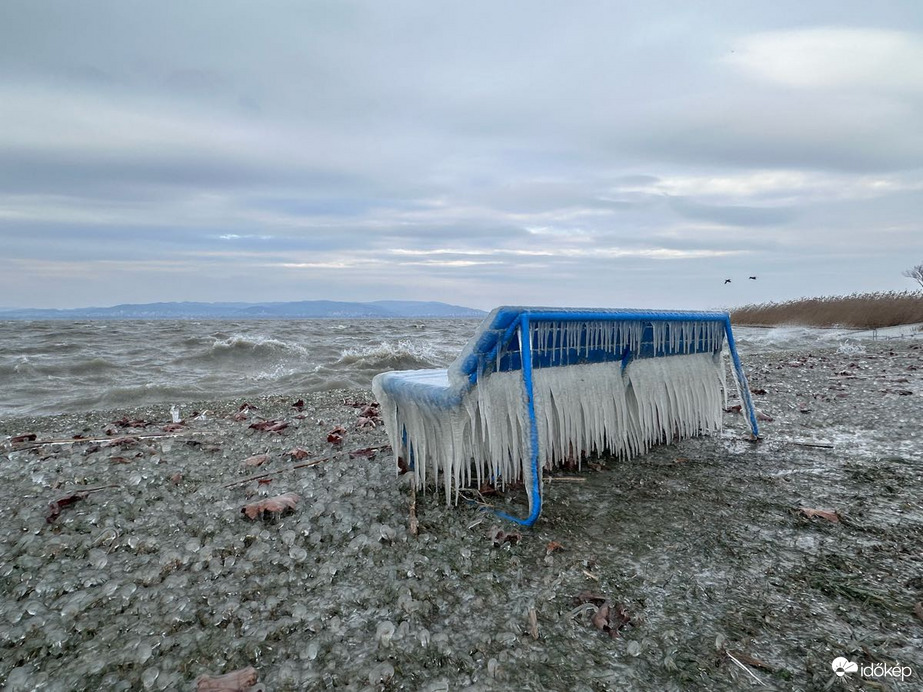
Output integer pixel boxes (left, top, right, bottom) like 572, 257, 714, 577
0, 300, 487, 320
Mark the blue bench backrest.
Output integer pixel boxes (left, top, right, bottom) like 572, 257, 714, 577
449, 306, 730, 387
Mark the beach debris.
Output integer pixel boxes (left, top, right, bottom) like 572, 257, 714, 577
799, 507, 841, 523
914, 602, 923, 623
327, 425, 346, 445
46, 493, 84, 522
546, 541, 565, 554
170, 473, 183, 485
195, 665, 258, 691
292, 398, 305, 411
162, 422, 185, 433
104, 436, 139, 448
288, 447, 310, 460
356, 403, 381, 429
409, 484, 419, 536
111, 416, 151, 429
750, 387, 767, 395
488, 525, 521, 547
224, 457, 330, 488
478, 482, 498, 495
528, 607, 539, 640
110, 455, 131, 464
724, 405, 742, 414
573, 594, 634, 639
233, 403, 257, 420
348, 446, 381, 460
11, 433, 37, 444
724, 650, 768, 686
46, 484, 118, 523
241, 492, 300, 520
248, 420, 288, 433
756, 409, 774, 422
243, 453, 270, 467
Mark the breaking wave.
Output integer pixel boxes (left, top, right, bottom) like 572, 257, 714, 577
333, 340, 444, 372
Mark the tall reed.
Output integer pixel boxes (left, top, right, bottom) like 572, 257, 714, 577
729, 291, 923, 329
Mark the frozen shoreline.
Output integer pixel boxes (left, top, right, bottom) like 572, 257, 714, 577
2, 340, 922, 691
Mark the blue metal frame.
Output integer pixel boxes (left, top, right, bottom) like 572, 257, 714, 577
491, 310, 758, 526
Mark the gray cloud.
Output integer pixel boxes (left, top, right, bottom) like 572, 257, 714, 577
0, 1, 921, 309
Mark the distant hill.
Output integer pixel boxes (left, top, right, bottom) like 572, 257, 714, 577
0, 300, 487, 320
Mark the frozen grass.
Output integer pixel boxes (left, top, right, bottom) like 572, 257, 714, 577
730, 291, 923, 329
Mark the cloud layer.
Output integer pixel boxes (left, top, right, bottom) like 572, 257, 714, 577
1, 2, 922, 310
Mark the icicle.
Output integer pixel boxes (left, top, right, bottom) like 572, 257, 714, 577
373, 349, 728, 507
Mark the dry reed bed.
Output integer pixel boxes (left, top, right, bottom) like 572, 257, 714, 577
730, 291, 923, 329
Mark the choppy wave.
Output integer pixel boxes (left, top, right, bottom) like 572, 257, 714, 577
4, 317, 909, 418
334, 340, 443, 371
181, 334, 311, 363
0, 320, 471, 417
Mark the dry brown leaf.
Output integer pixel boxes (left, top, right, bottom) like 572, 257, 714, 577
545, 541, 565, 554
241, 492, 300, 520
249, 420, 288, 433
348, 447, 378, 460
488, 526, 521, 547
799, 507, 841, 523
243, 454, 270, 467
105, 436, 139, 448
288, 447, 310, 460
46, 493, 84, 523
196, 665, 258, 691
11, 432, 38, 444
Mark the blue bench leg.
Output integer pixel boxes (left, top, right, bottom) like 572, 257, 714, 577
494, 314, 542, 526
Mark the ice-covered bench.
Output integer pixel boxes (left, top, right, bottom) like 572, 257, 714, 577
372, 307, 758, 525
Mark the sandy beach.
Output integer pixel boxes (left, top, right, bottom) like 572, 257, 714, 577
2, 338, 922, 691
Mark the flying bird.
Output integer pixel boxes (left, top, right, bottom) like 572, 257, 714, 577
724, 279, 732, 284
749, 276, 757, 280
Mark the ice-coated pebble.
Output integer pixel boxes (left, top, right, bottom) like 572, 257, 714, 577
368, 662, 395, 685
141, 667, 159, 689
375, 620, 395, 647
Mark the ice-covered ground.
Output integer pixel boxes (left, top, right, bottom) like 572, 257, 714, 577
1, 335, 922, 691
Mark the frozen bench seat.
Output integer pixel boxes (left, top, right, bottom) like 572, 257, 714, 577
372, 306, 758, 525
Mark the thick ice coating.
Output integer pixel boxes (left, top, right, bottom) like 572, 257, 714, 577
373, 307, 733, 512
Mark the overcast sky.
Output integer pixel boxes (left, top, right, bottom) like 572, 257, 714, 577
2, 1, 922, 311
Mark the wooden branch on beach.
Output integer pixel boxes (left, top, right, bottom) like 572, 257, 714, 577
7, 430, 212, 452
787, 439, 835, 449
222, 456, 331, 488
409, 483, 419, 536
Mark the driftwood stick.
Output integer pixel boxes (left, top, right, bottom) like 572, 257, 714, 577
409, 483, 419, 536
8, 430, 211, 451
788, 440, 834, 449
223, 456, 331, 488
